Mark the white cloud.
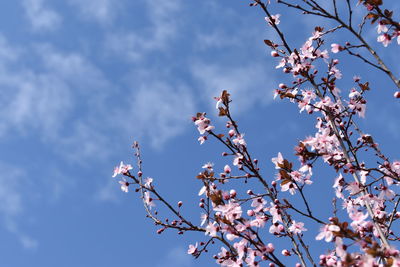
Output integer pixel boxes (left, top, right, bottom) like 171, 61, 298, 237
22, 0, 62, 32
0, 162, 38, 250
0, 38, 114, 160
105, 0, 182, 61
68, 0, 123, 25
0, 164, 24, 217
155, 247, 193, 267
0, 64, 73, 137
119, 79, 196, 148
191, 62, 275, 114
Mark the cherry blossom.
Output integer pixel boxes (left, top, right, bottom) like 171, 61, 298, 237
112, 161, 133, 177
315, 224, 340, 242
119, 177, 129, 193
265, 14, 280, 26
187, 243, 198, 255
289, 220, 307, 234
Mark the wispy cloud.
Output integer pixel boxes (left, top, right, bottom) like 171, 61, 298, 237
191, 62, 276, 114
21, 0, 62, 32
105, 0, 182, 61
155, 247, 193, 267
68, 0, 123, 25
0, 162, 38, 250
116, 78, 196, 148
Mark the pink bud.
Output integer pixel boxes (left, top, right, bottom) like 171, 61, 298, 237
271, 51, 279, 57
247, 190, 253, 195
266, 243, 275, 253
138, 171, 143, 177
279, 83, 287, 89
228, 129, 235, 137
229, 189, 236, 198
178, 201, 183, 207
224, 165, 231, 174
282, 249, 291, 256
394, 91, 400, 98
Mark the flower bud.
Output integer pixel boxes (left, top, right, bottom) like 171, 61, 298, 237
394, 91, 400, 98
247, 210, 255, 216
271, 51, 279, 57
224, 165, 231, 174
266, 243, 275, 253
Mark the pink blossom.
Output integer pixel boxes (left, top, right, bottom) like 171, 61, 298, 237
333, 173, 345, 199
315, 224, 340, 242
275, 58, 286, 69
377, 33, 391, 47
349, 211, 368, 229
202, 162, 214, 171
198, 185, 206, 196
269, 223, 283, 234
329, 65, 342, 79
331, 43, 342, 53
265, 14, 280, 26
377, 21, 388, 34
224, 165, 231, 174
250, 215, 266, 228
200, 213, 208, 226
143, 191, 155, 209
268, 203, 283, 223
187, 243, 198, 255
112, 161, 133, 177
289, 220, 307, 234
198, 135, 207, 144
346, 182, 361, 195
251, 197, 267, 213
232, 134, 247, 147
205, 222, 218, 237
194, 113, 214, 134
215, 97, 223, 109
144, 177, 153, 188
348, 98, 366, 118
233, 153, 243, 168
379, 186, 395, 200
271, 152, 284, 169
281, 180, 297, 195
214, 201, 242, 222
119, 177, 129, 193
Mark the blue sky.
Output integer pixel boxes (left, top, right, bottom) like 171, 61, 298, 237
0, 0, 399, 266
